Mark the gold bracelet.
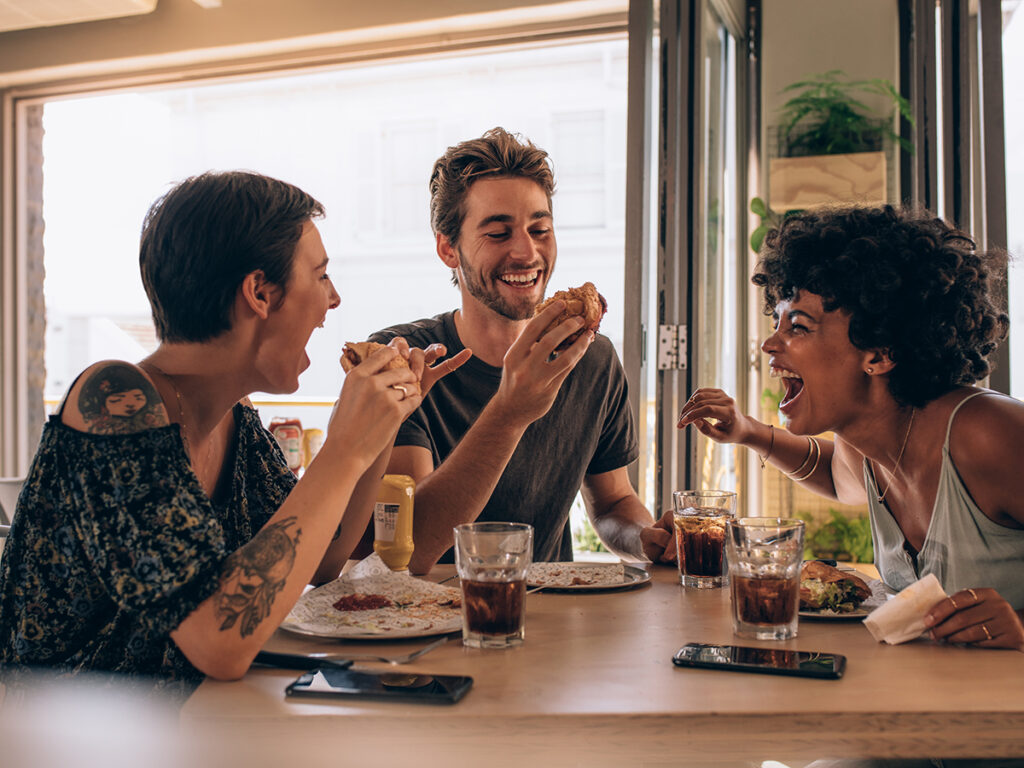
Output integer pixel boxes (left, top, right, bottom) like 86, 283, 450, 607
759, 424, 775, 469
785, 436, 815, 478
788, 437, 821, 482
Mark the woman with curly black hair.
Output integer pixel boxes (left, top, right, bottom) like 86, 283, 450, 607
677, 205, 1024, 651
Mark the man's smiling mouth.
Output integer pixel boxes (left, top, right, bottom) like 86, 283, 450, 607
498, 269, 540, 287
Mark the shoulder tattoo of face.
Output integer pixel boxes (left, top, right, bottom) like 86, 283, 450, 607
78, 363, 169, 433
215, 516, 302, 637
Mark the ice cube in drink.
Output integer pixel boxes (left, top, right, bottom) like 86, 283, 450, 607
673, 506, 730, 588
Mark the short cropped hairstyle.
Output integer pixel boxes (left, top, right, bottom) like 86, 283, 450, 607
754, 205, 1009, 408
429, 127, 555, 248
139, 171, 324, 342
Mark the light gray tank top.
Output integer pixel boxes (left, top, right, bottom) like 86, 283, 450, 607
863, 390, 1024, 609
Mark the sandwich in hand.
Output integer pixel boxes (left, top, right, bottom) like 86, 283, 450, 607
340, 341, 410, 373
534, 282, 608, 349
799, 560, 871, 613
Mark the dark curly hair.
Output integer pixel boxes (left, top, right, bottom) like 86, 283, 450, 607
753, 205, 1008, 407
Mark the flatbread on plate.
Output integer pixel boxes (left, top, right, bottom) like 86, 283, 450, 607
527, 562, 625, 588
284, 554, 461, 638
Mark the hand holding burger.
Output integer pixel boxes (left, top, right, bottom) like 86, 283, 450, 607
534, 282, 607, 350
340, 341, 410, 373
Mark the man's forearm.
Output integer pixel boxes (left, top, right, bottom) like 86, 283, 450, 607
590, 497, 655, 561
312, 444, 392, 584
407, 402, 529, 573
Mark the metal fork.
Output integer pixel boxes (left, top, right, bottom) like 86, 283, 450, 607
340, 636, 450, 665
254, 636, 449, 670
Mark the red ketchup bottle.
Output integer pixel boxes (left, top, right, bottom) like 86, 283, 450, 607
269, 416, 303, 476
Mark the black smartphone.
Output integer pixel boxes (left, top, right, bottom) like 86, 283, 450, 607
285, 668, 473, 704
672, 642, 845, 679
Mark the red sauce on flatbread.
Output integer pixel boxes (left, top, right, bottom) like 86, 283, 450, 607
332, 593, 394, 612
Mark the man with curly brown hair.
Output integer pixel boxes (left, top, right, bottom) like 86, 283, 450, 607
678, 204, 1024, 652
369, 128, 670, 570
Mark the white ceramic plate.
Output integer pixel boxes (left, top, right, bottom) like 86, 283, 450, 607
798, 606, 871, 621
279, 616, 461, 641
281, 555, 463, 640
527, 564, 651, 592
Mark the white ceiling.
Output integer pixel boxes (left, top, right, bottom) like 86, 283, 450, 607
0, 0, 159, 34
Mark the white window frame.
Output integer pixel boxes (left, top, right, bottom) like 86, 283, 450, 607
0, 8, 644, 476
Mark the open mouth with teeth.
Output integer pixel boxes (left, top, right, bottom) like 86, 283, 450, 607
497, 269, 541, 289
771, 366, 804, 412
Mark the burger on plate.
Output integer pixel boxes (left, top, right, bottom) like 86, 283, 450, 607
799, 560, 872, 613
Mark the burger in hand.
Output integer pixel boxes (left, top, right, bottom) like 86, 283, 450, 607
340, 341, 410, 373
799, 560, 872, 613
534, 282, 608, 349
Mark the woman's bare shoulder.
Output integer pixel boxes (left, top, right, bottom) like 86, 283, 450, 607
948, 388, 1024, 441
60, 360, 171, 435
947, 388, 1024, 525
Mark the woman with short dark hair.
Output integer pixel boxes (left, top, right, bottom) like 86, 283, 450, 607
0, 171, 467, 695
678, 205, 1024, 651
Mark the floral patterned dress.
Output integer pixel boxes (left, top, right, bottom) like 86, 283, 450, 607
0, 404, 296, 698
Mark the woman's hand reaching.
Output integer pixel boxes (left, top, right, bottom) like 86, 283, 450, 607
676, 388, 759, 445
925, 587, 1024, 652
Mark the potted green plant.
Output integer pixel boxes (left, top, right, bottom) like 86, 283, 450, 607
768, 70, 913, 213
797, 509, 874, 564
778, 69, 913, 157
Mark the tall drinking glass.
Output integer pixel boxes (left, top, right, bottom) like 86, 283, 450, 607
453, 522, 533, 649
672, 490, 735, 588
727, 517, 805, 640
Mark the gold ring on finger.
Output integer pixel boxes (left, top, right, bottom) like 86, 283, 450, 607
981, 624, 993, 641
391, 384, 408, 398
966, 588, 980, 603
948, 596, 959, 611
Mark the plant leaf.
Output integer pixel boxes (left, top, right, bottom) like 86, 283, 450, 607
750, 224, 768, 253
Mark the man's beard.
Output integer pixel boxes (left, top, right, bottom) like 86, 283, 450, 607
458, 250, 546, 321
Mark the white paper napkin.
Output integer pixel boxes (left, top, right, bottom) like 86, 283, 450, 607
863, 573, 947, 645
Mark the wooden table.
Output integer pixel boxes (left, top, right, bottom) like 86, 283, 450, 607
180, 565, 1024, 768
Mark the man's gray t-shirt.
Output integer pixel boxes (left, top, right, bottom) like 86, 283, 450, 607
371, 311, 639, 562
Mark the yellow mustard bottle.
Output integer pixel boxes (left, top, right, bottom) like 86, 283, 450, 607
373, 474, 415, 571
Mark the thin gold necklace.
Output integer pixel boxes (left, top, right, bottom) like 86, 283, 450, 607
142, 361, 192, 456
876, 407, 916, 503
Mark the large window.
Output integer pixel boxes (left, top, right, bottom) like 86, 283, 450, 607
692, 4, 740, 492
1003, 1, 1024, 398
41, 38, 630, 436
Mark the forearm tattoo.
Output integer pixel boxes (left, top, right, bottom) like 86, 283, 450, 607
215, 516, 302, 637
78, 364, 168, 433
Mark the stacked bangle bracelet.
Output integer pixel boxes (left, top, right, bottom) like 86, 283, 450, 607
786, 436, 821, 482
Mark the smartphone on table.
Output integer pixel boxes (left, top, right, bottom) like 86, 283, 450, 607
673, 642, 846, 679
285, 667, 473, 704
